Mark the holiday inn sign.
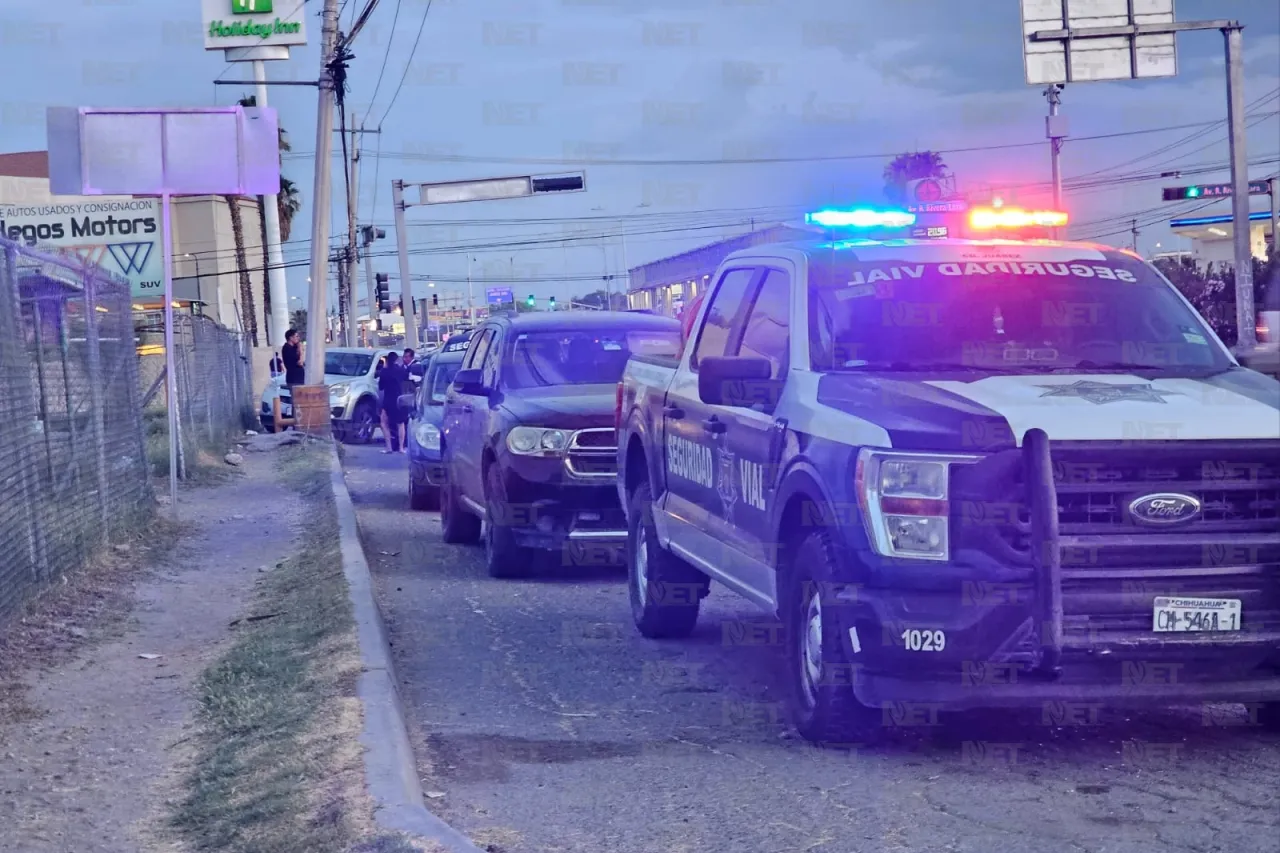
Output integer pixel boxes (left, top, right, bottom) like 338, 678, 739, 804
202, 0, 307, 50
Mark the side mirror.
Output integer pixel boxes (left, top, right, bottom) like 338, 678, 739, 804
398, 393, 416, 412
452, 368, 488, 396
698, 356, 781, 408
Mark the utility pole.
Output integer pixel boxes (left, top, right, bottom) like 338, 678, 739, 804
1271, 176, 1279, 258
1131, 219, 1139, 254
343, 112, 360, 347
466, 255, 476, 325
391, 179, 417, 348
1044, 84, 1066, 241
1224, 25, 1256, 349
304, 0, 340, 383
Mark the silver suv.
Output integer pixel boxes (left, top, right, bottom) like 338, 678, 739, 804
260, 347, 392, 443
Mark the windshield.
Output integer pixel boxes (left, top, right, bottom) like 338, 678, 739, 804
426, 360, 461, 403
504, 327, 681, 389
325, 351, 376, 377
808, 254, 1231, 373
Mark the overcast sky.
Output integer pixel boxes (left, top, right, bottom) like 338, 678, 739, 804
2, 0, 1278, 311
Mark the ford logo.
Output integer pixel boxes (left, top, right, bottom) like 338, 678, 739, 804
1128, 492, 1202, 526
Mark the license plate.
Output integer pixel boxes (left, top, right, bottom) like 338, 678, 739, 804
1152, 597, 1241, 632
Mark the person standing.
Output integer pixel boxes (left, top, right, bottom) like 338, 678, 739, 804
378, 351, 407, 453
281, 328, 305, 388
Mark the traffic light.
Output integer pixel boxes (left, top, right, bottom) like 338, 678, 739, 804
526, 293, 535, 308
361, 226, 387, 245
375, 273, 391, 313
548, 295, 556, 311
432, 293, 438, 308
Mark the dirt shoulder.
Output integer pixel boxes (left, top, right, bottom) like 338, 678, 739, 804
0, 440, 427, 853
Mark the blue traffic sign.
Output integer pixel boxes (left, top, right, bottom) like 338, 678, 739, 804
486, 287, 514, 305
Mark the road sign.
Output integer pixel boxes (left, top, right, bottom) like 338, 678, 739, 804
486, 286, 514, 305
414, 172, 586, 205
1020, 0, 1177, 85
1162, 181, 1271, 201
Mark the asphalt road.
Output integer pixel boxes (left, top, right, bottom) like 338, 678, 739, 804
342, 443, 1280, 853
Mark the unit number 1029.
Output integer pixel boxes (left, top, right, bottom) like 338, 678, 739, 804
901, 629, 946, 652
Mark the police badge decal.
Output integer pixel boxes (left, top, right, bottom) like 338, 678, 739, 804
717, 445, 738, 525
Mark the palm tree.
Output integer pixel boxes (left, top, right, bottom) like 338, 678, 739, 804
883, 151, 948, 204
225, 194, 258, 345
290, 309, 307, 335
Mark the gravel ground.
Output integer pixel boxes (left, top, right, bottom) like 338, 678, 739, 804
0, 454, 301, 853
343, 444, 1280, 853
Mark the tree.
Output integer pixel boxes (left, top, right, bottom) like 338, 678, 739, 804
573, 289, 625, 311
224, 195, 258, 345
290, 309, 307, 337
883, 150, 948, 204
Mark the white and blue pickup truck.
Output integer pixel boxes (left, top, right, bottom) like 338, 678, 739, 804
615, 236, 1280, 745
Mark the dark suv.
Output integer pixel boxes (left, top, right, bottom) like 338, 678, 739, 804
440, 310, 681, 577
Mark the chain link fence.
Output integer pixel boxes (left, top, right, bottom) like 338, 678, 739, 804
136, 311, 254, 478
0, 237, 152, 625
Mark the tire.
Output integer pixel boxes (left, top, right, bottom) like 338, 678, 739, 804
484, 464, 533, 579
627, 480, 705, 639
440, 476, 481, 545
1260, 703, 1280, 732
409, 463, 440, 511
341, 398, 378, 445
784, 529, 879, 746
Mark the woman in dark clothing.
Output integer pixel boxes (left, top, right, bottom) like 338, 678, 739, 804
378, 352, 407, 453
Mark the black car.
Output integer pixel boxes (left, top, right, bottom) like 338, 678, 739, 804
440, 311, 682, 577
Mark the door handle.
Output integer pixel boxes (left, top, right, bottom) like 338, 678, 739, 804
663, 405, 685, 419
702, 417, 726, 435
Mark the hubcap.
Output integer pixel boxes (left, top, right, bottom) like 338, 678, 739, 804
801, 590, 823, 706
634, 525, 649, 607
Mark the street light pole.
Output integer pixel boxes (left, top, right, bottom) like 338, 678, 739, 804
253, 59, 291, 347
1223, 25, 1256, 349
304, 0, 340, 383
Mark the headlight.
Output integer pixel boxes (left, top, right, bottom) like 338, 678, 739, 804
413, 422, 441, 451
329, 382, 351, 401
855, 450, 977, 561
506, 426, 569, 456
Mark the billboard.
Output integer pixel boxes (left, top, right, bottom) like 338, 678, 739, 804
202, 0, 307, 51
0, 194, 162, 299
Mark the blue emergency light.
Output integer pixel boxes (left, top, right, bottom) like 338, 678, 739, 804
805, 208, 916, 229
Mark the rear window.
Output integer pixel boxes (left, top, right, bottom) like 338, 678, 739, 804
504, 328, 682, 389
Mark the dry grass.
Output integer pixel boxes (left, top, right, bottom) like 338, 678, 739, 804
171, 444, 407, 853
0, 514, 182, 731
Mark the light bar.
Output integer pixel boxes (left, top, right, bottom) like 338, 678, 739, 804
806, 208, 916, 229
968, 207, 1068, 230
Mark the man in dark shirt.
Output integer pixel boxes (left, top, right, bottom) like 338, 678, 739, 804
281, 329, 305, 387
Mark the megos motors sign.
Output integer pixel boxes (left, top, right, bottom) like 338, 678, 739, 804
0, 198, 162, 298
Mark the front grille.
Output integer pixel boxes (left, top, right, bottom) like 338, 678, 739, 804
565, 428, 617, 479
952, 440, 1280, 650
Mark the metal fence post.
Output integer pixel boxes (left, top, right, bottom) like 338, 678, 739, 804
83, 268, 110, 531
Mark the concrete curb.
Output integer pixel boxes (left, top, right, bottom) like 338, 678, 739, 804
326, 446, 486, 853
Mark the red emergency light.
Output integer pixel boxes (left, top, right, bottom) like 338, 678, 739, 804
968, 207, 1068, 230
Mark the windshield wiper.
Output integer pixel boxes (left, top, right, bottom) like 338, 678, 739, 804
838, 361, 1060, 374
1058, 360, 1179, 372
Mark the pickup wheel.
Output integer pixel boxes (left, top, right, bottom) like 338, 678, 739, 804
627, 481, 705, 638
1260, 703, 1280, 732
484, 465, 534, 579
784, 529, 879, 746
338, 398, 378, 444
440, 477, 481, 544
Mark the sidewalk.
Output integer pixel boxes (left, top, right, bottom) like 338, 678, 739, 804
0, 441, 431, 853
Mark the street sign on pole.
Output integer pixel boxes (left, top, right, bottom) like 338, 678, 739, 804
1018, 3, 1257, 348
486, 287, 514, 305
1020, 0, 1177, 85
1162, 181, 1271, 200
47, 105, 279, 517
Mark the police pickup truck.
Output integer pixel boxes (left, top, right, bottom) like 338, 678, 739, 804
615, 236, 1280, 744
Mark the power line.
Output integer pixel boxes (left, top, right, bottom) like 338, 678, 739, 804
285, 113, 1280, 167
374, 0, 432, 129
362, 0, 400, 114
